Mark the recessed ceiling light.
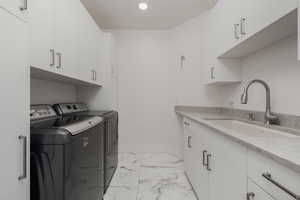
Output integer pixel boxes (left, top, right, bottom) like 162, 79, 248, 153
139, 2, 148, 10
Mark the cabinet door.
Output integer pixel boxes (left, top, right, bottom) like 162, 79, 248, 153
0, 9, 29, 200
211, 0, 242, 54
77, 1, 98, 83
248, 150, 300, 200
183, 118, 195, 180
191, 122, 210, 200
0, 0, 28, 21
205, 59, 241, 85
241, 0, 297, 40
54, 0, 80, 76
248, 179, 275, 200
93, 30, 104, 85
29, 0, 55, 72
208, 127, 247, 200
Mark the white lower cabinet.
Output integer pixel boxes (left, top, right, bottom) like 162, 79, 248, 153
183, 118, 247, 200
208, 125, 247, 200
0, 8, 29, 200
183, 118, 209, 200
248, 150, 300, 200
182, 118, 300, 200
247, 178, 274, 200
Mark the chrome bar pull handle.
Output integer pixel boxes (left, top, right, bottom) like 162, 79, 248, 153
240, 17, 246, 35
206, 154, 212, 171
262, 173, 300, 200
20, 0, 28, 11
202, 150, 208, 167
184, 122, 190, 126
187, 136, 192, 148
50, 49, 55, 67
18, 135, 27, 180
247, 192, 255, 200
210, 67, 215, 80
234, 24, 240, 39
56, 53, 62, 69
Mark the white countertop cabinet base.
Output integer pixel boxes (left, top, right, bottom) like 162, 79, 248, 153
183, 118, 247, 200
182, 117, 300, 200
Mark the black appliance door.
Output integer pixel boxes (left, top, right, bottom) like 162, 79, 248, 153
71, 124, 103, 200
30, 145, 65, 200
105, 112, 119, 192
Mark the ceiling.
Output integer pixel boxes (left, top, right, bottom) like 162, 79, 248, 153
81, 0, 217, 30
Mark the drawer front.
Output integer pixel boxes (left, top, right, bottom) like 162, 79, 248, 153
248, 178, 274, 200
248, 150, 300, 200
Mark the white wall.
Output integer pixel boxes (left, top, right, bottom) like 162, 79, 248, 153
30, 78, 77, 105
230, 35, 300, 115
113, 30, 182, 156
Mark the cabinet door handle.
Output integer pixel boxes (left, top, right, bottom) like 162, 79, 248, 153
18, 135, 27, 180
247, 192, 255, 200
50, 49, 55, 67
240, 18, 246, 35
206, 154, 212, 171
56, 53, 62, 69
262, 173, 300, 200
210, 67, 215, 80
202, 150, 208, 167
20, 0, 28, 11
184, 122, 190, 126
187, 136, 192, 148
234, 24, 240, 39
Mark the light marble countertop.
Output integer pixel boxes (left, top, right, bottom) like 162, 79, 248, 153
176, 110, 300, 173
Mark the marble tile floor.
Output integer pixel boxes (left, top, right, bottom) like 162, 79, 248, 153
104, 153, 197, 200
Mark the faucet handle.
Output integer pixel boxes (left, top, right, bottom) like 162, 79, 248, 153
266, 113, 280, 125
247, 113, 255, 121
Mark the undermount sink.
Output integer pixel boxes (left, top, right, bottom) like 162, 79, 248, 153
207, 120, 299, 138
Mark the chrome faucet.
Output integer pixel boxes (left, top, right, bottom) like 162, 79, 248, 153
241, 79, 279, 125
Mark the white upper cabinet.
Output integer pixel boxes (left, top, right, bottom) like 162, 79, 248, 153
29, 0, 55, 72
241, 0, 297, 41
77, 2, 103, 84
211, 0, 242, 54
219, 0, 297, 57
54, 0, 80, 77
0, 8, 29, 200
205, 58, 241, 86
29, 0, 103, 86
0, 0, 28, 21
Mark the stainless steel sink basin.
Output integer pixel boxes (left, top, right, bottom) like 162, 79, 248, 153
207, 120, 299, 138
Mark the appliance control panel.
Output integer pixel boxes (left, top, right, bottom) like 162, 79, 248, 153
53, 103, 88, 115
30, 105, 57, 121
